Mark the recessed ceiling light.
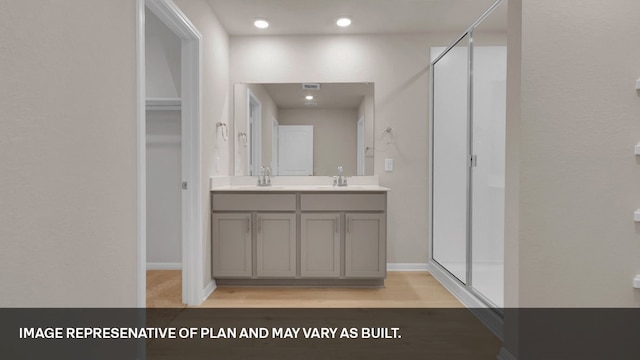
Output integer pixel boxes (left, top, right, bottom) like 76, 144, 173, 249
305, 95, 314, 100
254, 18, 269, 29
336, 17, 351, 27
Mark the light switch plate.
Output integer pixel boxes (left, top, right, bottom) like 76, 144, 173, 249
385, 158, 393, 172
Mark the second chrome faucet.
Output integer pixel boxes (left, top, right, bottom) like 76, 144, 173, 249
334, 165, 348, 186
257, 166, 271, 186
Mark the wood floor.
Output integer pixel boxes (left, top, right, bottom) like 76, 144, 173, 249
146, 272, 502, 359
147, 271, 464, 308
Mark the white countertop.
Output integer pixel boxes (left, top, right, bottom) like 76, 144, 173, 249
210, 176, 390, 192
211, 185, 390, 192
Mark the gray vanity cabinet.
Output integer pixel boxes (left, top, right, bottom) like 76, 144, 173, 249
300, 213, 341, 278
211, 190, 387, 285
345, 213, 386, 278
300, 193, 387, 280
211, 193, 297, 279
256, 213, 296, 277
211, 213, 252, 277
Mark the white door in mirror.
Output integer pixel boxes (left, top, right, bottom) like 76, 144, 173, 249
278, 125, 314, 175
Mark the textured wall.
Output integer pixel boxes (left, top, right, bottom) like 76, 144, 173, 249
516, 0, 640, 307
0, 0, 138, 306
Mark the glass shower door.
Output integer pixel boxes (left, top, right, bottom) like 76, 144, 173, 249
431, 36, 470, 284
470, 33, 507, 308
430, 0, 506, 310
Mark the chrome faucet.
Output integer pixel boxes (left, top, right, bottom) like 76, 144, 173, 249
334, 165, 348, 186
257, 166, 271, 186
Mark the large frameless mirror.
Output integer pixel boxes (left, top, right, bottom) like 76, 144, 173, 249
233, 83, 375, 177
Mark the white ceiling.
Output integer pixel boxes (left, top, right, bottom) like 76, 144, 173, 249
263, 83, 374, 109
207, 0, 507, 36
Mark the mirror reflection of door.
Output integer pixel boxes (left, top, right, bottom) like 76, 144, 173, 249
278, 125, 313, 175
272, 117, 279, 175
357, 116, 365, 176
248, 89, 262, 175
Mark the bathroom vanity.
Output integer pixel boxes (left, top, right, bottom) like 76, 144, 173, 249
210, 184, 389, 286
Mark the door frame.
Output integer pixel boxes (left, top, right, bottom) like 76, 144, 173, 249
247, 89, 262, 175
137, 0, 204, 306
271, 117, 279, 175
357, 116, 365, 176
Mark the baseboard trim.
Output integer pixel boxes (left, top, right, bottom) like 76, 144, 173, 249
386, 263, 429, 271
215, 278, 384, 287
201, 279, 216, 303
497, 347, 517, 360
146, 262, 182, 270
428, 261, 504, 340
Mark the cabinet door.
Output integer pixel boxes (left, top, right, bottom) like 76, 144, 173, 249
256, 213, 296, 277
212, 213, 252, 277
300, 213, 341, 278
345, 213, 386, 278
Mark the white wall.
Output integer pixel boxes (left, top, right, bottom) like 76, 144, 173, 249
279, 108, 358, 176
146, 110, 182, 266
513, 0, 640, 307
145, 10, 182, 268
174, 0, 230, 290
145, 9, 181, 98
0, 0, 138, 306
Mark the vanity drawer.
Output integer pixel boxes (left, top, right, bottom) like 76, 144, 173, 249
300, 193, 386, 211
212, 193, 296, 211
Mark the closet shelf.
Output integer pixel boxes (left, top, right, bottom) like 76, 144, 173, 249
146, 97, 181, 110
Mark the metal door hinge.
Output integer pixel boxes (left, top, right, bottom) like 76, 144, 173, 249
182, 181, 188, 190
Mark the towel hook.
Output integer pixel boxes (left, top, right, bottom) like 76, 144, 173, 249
216, 122, 228, 141
238, 132, 248, 147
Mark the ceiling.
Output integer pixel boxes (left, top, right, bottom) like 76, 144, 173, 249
263, 83, 374, 109
207, 0, 507, 36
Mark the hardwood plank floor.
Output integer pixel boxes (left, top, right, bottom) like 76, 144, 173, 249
146, 271, 502, 359
146, 270, 185, 308
147, 271, 464, 308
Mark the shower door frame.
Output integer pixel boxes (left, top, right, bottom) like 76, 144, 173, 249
428, 0, 505, 338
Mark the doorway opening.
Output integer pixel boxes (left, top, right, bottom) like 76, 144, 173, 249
137, 0, 204, 307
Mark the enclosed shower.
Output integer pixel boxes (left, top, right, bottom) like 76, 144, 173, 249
429, 0, 506, 309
